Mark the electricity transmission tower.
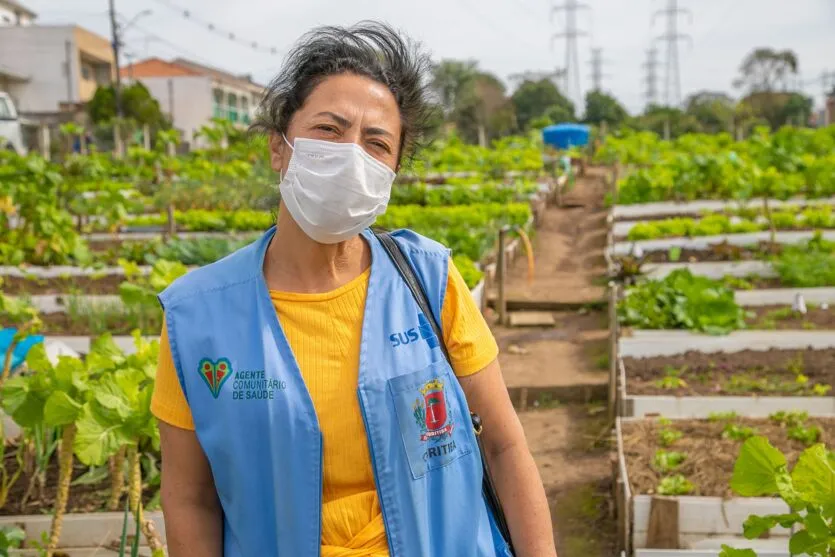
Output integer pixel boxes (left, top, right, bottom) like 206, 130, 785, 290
643, 48, 660, 107
588, 47, 610, 92
653, 0, 692, 107
552, 0, 590, 109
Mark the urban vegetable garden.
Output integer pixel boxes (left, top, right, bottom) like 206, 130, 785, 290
606, 126, 835, 557
2, 120, 835, 557
0, 122, 554, 555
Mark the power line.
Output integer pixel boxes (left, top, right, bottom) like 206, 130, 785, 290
643, 47, 660, 107
456, 0, 542, 50
125, 20, 219, 68
552, 0, 590, 109
653, 0, 692, 107
147, 0, 282, 56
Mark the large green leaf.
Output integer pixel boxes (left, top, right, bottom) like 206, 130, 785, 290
94, 384, 132, 422
43, 391, 83, 427
24, 343, 52, 374
9, 391, 45, 429
788, 530, 830, 557
742, 513, 799, 539
53, 356, 85, 393
73, 406, 124, 466
731, 436, 787, 496
718, 545, 756, 557
0, 375, 30, 416
792, 444, 835, 517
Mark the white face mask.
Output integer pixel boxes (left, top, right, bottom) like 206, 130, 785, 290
278, 136, 396, 244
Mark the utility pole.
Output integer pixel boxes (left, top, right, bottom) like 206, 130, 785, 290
653, 0, 692, 107
108, 0, 123, 119
552, 0, 590, 110
643, 48, 660, 107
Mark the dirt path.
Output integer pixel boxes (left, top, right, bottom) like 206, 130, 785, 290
497, 167, 609, 305
492, 168, 617, 556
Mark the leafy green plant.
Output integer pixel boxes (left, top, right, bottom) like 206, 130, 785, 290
119, 258, 187, 331
708, 411, 739, 423
658, 427, 683, 447
0, 287, 42, 385
722, 423, 759, 442
1, 344, 93, 553
787, 425, 822, 447
654, 365, 688, 390
653, 450, 686, 472
720, 436, 835, 557
618, 269, 747, 334
657, 474, 695, 496
452, 255, 484, 290
0, 526, 24, 557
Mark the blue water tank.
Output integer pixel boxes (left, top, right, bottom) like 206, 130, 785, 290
542, 123, 590, 149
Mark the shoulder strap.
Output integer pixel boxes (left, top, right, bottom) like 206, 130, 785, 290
374, 231, 451, 363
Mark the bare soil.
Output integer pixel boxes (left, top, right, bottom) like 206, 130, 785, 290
496, 168, 617, 556
495, 169, 608, 305
621, 417, 835, 497
642, 241, 781, 264
38, 311, 158, 336
623, 348, 835, 396
1, 275, 124, 295
522, 406, 617, 557
1, 442, 156, 516
747, 305, 835, 330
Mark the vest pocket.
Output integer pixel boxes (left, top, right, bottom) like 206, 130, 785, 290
387, 361, 473, 479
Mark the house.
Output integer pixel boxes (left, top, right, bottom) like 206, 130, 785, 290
0, 0, 36, 26
0, 21, 114, 120
121, 57, 266, 145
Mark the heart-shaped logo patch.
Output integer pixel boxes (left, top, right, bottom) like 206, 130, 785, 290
198, 358, 232, 399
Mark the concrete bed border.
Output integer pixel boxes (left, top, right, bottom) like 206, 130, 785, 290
611, 229, 835, 256
615, 417, 793, 555
1, 511, 165, 554
617, 356, 835, 418
620, 330, 835, 359
612, 196, 835, 221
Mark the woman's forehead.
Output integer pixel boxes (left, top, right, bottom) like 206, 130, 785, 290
300, 74, 400, 125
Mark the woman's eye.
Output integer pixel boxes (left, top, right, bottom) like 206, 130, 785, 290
317, 125, 338, 133
370, 141, 390, 153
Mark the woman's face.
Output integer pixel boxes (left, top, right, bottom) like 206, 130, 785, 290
270, 73, 402, 174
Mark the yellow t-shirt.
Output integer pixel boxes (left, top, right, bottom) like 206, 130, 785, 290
151, 259, 498, 557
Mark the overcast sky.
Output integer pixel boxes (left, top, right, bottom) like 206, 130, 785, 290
26, 0, 835, 114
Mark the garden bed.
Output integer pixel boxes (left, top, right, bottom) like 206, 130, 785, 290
620, 416, 835, 498
616, 416, 834, 553
1, 275, 126, 295
612, 230, 835, 257
745, 304, 835, 329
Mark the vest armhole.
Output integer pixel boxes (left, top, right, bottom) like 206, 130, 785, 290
162, 308, 191, 405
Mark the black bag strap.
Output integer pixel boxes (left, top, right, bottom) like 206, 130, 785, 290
374, 230, 515, 555
374, 231, 449, 362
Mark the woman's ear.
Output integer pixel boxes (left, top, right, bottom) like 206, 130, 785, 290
269, 131, 285, 173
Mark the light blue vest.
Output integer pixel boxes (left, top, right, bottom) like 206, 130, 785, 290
159, 227, 512, 557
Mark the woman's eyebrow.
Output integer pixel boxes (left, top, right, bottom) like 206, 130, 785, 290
364, 126, 394, 139
314, 111, 352, 128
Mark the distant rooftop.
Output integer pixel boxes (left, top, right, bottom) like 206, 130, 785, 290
0, 0, 36, 18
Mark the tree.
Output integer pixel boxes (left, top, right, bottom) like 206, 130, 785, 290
733, 48, 799, 93
584, 91, 629, 126
429, 61, 515, 144
685, 91, 736, 134
740, 91, 813, 129
430, 60, 480, 118
511, 78, 575, 129
87, 81, 169, 129
632, 105, 702, 138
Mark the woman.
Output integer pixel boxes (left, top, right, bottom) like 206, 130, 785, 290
152, 21, 557, 557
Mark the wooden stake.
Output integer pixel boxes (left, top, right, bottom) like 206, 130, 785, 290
143, 124, 151, 150
646, 496, 679, 549
497, 226, 508, 326
608, 281, 619, 421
